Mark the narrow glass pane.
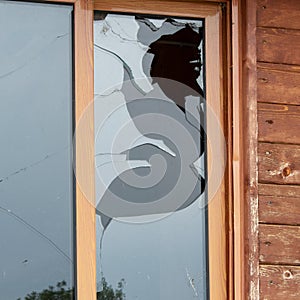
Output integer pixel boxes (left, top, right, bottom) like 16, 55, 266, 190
0, 1, 74, 299
94, 12, 207, 299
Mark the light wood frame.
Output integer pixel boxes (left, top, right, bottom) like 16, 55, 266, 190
73, 1, 95, 299
49, 1, 96, 298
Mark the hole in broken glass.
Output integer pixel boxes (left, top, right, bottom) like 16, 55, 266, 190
94, 14, 206, 221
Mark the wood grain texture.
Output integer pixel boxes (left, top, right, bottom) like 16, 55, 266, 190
258, 62, 300, 73
43, 0, 76, 2
258, 142, 300, 185
257, 0, 300, 30
226, 2, 233, 299
94, 0, 220, 18
257, 64, 300, 105
259, 183, 300, 198
235, 0, 259, 299
232, 1, 244, 297
205, 10, 228, 300
259, 195, 300, 225
74, 0, 96, 299
259, 184, 300, 225
256, 1, 300, 300
259, 224, 300, 265
257, 27, 300, 65
260, 264, 300, 299
258, 103, 300, 144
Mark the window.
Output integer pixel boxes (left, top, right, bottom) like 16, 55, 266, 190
0, 0, 231, 299
94, 12, 208, 299
0, 1, 74, 298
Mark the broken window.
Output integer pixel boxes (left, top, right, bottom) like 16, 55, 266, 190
94, 12, 208, 299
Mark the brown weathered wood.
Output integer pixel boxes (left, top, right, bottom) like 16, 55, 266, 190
258, 143, 300, 185
232, 0, 259, 298
258, 62, 300, 73
260, 264, 300, 299
257, 64, 300, 105
231, 0, 260, 298
257, 27, 300, 65
240, 0, 260, 298
259, 184, 300, 225
257, 0, 300, 30
259, 224, 300, 265
259, 195, 300, 225
259, 183, 300, 198
258, 103, 300, 144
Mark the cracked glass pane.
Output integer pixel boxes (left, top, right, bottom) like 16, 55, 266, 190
0, 1, 74, 299
94, 12, 207, 299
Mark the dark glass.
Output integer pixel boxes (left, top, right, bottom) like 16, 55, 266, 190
94, 12, 207, 299
0, 1, 74, 299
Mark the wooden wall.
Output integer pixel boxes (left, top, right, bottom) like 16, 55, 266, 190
256, 0, 300, 298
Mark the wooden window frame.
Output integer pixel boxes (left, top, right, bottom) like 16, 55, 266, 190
92, 1, 229, 299
43, 0, 252, 299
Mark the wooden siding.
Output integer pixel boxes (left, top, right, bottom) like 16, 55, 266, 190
259, 224, 300, 265
257, 28, 300, 65
257, 0, 300, 30
257, 63, 300, 105
260, 265, 300, 299
258, 143, 300, 185
258, 103, 300, 144
259, 184, 300, 225
257, 0, 300, 298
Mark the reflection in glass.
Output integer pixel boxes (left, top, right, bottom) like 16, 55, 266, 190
94, 12, 207, 299
0, 1, 74, 299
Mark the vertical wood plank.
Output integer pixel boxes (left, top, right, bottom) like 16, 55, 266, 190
232, 0, 245, 299
245, 0, 260, 296
233, 0, 259, 298
74, 0, 96, 299
206, 8, 228, 300
225, 3, 234, 299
